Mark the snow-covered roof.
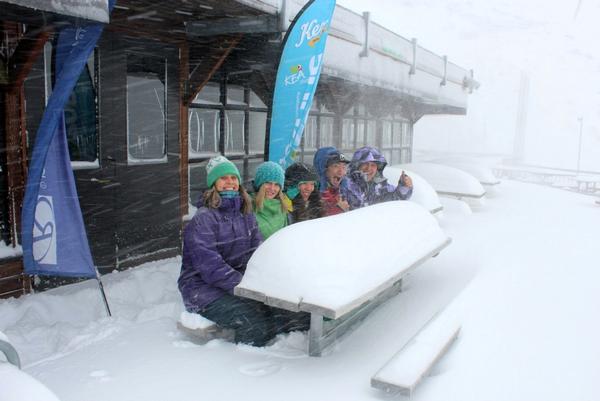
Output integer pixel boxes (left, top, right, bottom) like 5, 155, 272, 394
384, 167, 443, 214
236, 201, 450, 319
280, 1, 475, 111
394, 162, 486, 199
3, 0, 110, 23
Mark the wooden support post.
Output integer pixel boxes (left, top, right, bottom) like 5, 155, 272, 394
179, 43, 190, 224
186, 34, 243, 105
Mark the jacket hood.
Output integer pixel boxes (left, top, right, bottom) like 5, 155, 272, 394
349, 146, 387, 177
313, 146, 340, 191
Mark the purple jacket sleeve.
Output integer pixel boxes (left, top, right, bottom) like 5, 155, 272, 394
184, 213, 243, 292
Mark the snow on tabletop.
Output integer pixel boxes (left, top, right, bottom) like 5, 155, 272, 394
384, 167, 443, 214
0, 364, 61, 401
395, 162, 486, 197
428, 157, 500, 185
0, 330, 9, 343
372, 312, 461, 394
179, 311, 215, 330
237, 201, 449, 318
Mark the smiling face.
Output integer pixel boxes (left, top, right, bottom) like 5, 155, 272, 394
359, 161, 379, 182
298, 181, 315, 201
262, 182, 281, 199
214, 175, 240, 192
325, 162, 347, 188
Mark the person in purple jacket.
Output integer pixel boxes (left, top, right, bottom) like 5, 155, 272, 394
178, 156, 309, 347
349, 146, 413, 206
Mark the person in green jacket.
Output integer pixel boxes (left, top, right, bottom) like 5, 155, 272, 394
252, 161, 291, 240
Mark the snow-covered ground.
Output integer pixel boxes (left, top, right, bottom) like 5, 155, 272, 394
1, 180, 599, 401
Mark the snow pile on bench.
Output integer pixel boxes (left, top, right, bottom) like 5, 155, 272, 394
371, 312, 461, 396
177, 312, 234, 343
236, 201, 450, 319
179, 311, 216, 330
383, 167, 443, 214
393, 163, 486, 207
429, 156, 500, 186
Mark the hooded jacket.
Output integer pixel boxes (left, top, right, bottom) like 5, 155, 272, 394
349, 146, 413, 205
313, 147, 365, 215
285, 162, 323, 223
178, 195, 262, 312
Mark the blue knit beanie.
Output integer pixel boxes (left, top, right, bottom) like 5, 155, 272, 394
254, 161, 285, 191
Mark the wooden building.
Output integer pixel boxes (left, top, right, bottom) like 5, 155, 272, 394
0, 0, 478, 298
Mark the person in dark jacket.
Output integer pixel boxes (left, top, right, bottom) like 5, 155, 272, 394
284, 162, 323, 223
313, 147, 364, 216
349, 146, 413, 205
178, 156, 309, 347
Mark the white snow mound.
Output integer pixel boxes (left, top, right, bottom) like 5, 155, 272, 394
383, 167, 443, 214
394, 162, 486, 198
0, 364, 61, 401
428, 157, 500, 186
237, 201, 450, 318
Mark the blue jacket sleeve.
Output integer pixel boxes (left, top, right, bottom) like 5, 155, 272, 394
184, 213, 243, 292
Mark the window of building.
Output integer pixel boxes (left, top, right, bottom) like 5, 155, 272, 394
45, 43, 100, 168
381, 115, 411, 165
126, 55, 167, 164
187, 77, 268, 206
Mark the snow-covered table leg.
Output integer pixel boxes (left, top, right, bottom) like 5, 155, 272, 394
307, 279, 404, 356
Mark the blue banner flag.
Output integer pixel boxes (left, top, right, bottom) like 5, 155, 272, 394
268, 0, 336, 166
22, 19, 109, 277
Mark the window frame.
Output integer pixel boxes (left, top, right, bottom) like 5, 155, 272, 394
187, 77, 268, 206
125, 56, 169, 166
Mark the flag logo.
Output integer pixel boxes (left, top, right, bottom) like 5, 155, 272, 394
33, 195, 57, 265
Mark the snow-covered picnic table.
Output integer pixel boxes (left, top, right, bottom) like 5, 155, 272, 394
392, 162, 486, 207
235, 201, 451, 355
428, 156, 501, 187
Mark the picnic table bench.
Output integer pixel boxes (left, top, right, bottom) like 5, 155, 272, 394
234, 201, 451, 356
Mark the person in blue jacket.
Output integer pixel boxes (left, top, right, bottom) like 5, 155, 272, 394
349, 146, 413, 206
313, 147, 365, 216
178, 156, 309, 346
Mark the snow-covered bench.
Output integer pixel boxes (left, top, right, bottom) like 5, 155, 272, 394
383, 167, 443, 214
429, 156, 501, 187
392, 162, 486, 208
371, 311, 460, 395
235, 201, 451, 356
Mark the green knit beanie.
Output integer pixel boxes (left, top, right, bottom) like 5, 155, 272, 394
206, 156, 241, 188
254, 161, 285, 191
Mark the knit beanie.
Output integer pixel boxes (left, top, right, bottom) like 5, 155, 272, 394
254, 161, 285, 191
285, 162, 319, 199
206, 155, 241, 188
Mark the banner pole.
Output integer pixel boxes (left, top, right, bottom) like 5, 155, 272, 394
95, 268, 112, 317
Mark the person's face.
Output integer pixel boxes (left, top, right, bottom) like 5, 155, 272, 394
359, 161, 379, 182
326, 162, 347, 188
263, 182, 280, 199
214, 175, 239, 192
298, 181, 315, 201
